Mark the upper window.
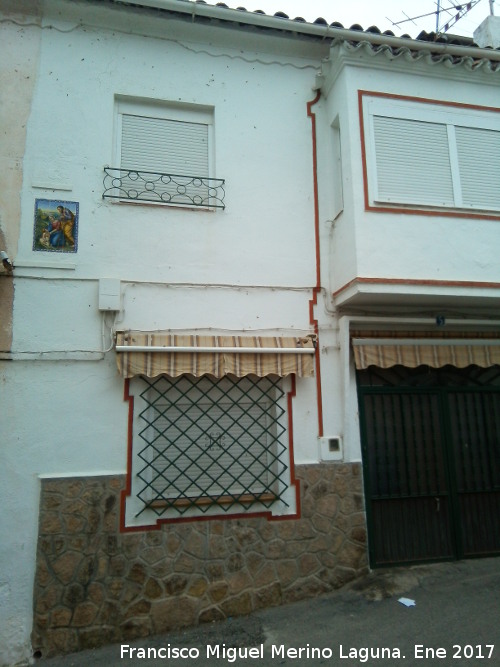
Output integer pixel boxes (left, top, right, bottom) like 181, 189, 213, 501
360, 92, 500, 216
103, 98, 225, 208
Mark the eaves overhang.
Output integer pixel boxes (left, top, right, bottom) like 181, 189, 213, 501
318, 38, 500, 95
333, 278, 500, 313
98, 0, 500, 66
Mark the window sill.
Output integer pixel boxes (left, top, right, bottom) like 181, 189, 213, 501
108, 199, 217, 213
367, 202, 500, 221
148, 492, 278, 509
14, 260, 77, 270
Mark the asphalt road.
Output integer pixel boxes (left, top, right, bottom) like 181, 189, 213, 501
39, 557, 500, 667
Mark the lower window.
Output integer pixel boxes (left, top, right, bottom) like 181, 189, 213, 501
125, 374, 294, 525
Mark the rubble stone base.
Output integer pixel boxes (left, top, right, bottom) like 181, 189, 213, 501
32, 464, 368, 658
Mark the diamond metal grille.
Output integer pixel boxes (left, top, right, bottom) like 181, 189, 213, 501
136, 375, 288, 516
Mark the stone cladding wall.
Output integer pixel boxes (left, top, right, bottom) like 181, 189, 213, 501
32, 463, 368, 658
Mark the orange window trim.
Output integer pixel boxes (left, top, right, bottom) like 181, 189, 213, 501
358, 90, 500, 221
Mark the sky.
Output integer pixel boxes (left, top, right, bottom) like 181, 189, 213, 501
204, 0, 498, 38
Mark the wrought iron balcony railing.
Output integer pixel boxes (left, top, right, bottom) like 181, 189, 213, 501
102, 167, 225, 209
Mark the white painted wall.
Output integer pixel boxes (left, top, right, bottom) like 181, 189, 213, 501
321, 48, 500, 294
1, 2, 335, 662
314, 42, 500, 510
16, 0, 324, 287
1, 357, 127, 666
317, 66, 360, 297
4, 1, 499, 662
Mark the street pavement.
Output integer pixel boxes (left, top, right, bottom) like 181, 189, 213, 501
39, 557, 500, 667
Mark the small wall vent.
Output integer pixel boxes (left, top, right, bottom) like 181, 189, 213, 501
319, 436, 343, 461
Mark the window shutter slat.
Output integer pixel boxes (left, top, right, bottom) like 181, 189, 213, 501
373, 116, 455, 207
121, 115, 209, 176
144, 377, 276, 501
150, 404, 269, 496
455, 126, 500, 211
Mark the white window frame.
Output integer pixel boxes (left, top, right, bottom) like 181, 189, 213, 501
124, 374, 296, 527
361, 94, 500, 215
111, 97, 216, 208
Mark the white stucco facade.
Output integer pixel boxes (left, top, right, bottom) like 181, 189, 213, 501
1, 0, 499, 663
318, 49, 500, 294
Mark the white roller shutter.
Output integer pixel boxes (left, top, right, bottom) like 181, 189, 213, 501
455, 126, 500, 212
141, 376, 279, 502
121, 114, 209, 176
363, 94, 500, 215
147, 401, 272, 498
372, 115, 455, 207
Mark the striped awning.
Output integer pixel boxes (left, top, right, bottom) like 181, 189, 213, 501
116, 332, 316, 379
352, 335, 500, 369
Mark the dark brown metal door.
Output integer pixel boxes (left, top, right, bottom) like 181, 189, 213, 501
448, 391, 500, 557
358, 366, 500, 566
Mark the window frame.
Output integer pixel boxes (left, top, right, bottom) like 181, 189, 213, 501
108, 97, 223, 209
359, 91, 500, 219
123, 374, 296, 527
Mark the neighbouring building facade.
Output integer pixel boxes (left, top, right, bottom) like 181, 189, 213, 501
1, 0, 499, 663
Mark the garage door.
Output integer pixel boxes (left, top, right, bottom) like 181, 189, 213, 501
357, 365, 500, 566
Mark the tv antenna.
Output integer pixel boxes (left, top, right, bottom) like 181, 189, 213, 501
388, 0, 486, 35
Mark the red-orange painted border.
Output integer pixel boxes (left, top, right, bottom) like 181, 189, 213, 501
307, 90, 324, 438
358, 90, 371, 215
358, 90, 500, 221
120, 376, 301, 532
359, 89, 500, 115
120, 380, 159, 533
332, 276, 500, 300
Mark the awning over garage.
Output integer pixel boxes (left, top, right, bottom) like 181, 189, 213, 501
352, 333, 500, 369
